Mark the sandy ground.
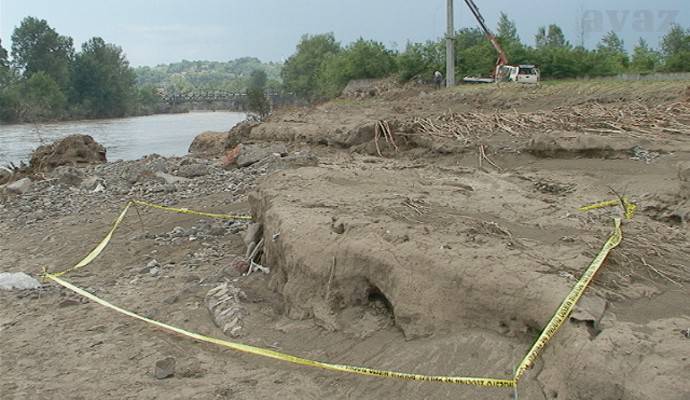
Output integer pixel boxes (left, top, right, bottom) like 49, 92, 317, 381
1, 81, 689, 399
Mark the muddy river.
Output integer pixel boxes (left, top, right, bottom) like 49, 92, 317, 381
0, 111, 245, 165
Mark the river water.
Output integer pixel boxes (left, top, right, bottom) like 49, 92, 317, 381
0, 111, 246, 165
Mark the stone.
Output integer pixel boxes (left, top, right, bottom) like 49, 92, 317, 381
176, 164, 210, 178
30, 134, 106, 172
80, 176, 103, 191
5, 178, 32, 195
154, 357, 176, 379
52, 166, 85, 187
235, 144, 288, 168
243, 223, 263, 246
0, 272, 41, 290
205, 283, 247, 338
188, 131, 227, 156
224, 121, 257, 150
155, 171, 189, 185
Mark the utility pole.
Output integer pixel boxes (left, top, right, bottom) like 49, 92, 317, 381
445, 0, 455, 87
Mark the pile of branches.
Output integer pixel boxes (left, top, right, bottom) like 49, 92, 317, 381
407, 101, 690, 142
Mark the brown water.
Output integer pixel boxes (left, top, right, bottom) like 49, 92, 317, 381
0, 111, 245, 165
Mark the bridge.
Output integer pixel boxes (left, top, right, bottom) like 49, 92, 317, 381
157, 90, 297, 110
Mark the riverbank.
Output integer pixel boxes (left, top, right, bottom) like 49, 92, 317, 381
1, 79, 688, 399
0, 111, 246, 165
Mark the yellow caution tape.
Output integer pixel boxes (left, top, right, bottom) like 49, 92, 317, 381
51, 202, 132, 278
42, 198, 629, 389
513, 218, 622, 382
43, 273, 515, 388
578, 197, 636, 220
132, 200, 252, 221
51, 200, 251, 277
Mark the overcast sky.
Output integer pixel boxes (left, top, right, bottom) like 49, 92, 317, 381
1, 0, 688, 66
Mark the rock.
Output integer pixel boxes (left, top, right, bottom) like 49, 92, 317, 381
30, 134, 106, 172
176, 164, 210, 178
154, 357, 176, 379
0, 272, 41, 290
155, 171, 189, 185
266, 151, 320, 173
235, 144, 288, 168
679, 162, 690, 199
0, 168, 11, 185
188, 131, 227, 156
4, 178, 32, 195
80, 176, 103, 191
205, 283, 248, 338
243, 223, 263, 246
52, 166, 85, 187
222, 145, 241, 169
224, 121, 257, 150
141, 259, 160, 274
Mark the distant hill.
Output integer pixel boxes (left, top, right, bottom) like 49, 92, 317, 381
134, 57, 282, 92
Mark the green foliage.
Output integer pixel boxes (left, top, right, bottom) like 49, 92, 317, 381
397, 40, 443, 82
10, 17, 74, 89
660, 25, 690, 72
317, 39, 398, 97
20, 71, 67, 121
134, 57, 282, 93
281, 33, 341, 99
536, 25, 570, 49
630, 39, 660, 73
497, 12, 519, 44
71, 37, 137, 118
246, 69, 270, 118
0, 39, 10, 87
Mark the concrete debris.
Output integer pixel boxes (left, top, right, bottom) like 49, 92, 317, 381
235, 143, 288, 168
4, 178, 32, 195
0, 272, 41, 290
205, 283, 248, 338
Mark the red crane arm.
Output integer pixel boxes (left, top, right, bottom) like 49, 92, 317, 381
462, 0, 509, 67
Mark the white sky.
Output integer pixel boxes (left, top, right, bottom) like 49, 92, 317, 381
1, 0, 688, 66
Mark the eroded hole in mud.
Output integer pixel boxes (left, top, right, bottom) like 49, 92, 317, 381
366, 284, 394, 320
570, 318, 602, 340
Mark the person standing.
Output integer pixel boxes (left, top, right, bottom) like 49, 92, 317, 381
433, 71, 443, 89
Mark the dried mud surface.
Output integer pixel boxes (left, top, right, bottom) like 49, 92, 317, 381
1, 81, 689, 399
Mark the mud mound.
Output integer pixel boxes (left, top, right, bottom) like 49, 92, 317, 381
188, 131, 227, 156
29, 134, 106, 172
248, 161, 690, 399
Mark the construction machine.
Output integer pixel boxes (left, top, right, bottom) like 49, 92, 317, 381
461, 0, 540, 84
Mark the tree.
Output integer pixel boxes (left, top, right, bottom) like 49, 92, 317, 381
598, 31, 625, 54
317, 38, 397, 97
596, 31, 628, 72
71, 37, 136, 118
398, 40, 443, 82
0, 39, 10, 87
20, 71, 67, 121
281, 33, 340, 99
630, 38, 660, 73
497, 12, 519, 44
536, 25, 569, 49
10, 17, 74, 89
246, 69, 270, 118
660, 25, 690, 72
661, 24, 690, 58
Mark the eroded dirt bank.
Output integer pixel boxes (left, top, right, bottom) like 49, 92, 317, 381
1, 81, 689, 399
